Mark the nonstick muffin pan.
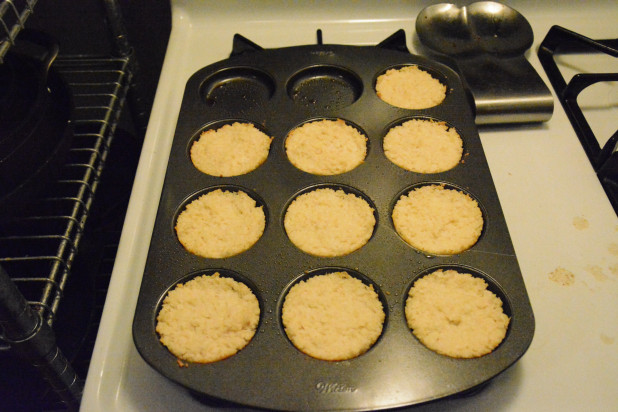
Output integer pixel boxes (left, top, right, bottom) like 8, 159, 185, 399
132, 31, 535, 411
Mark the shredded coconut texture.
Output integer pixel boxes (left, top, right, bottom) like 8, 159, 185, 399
384, 119, 462, 173
175, 189, 265, 258
285, 119, 367, 175
156, 273, 260, 363
405, 269, 509, 358
284, 188, 375, 257
376, 66, 446, 109
282, 271, 385, 361
190, 122, 272, 177
392, 185, 483, 255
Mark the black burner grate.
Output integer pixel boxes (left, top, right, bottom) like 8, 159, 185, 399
538, 25, 618, 215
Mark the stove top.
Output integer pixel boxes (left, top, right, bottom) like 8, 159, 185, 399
82, 2, 618, 411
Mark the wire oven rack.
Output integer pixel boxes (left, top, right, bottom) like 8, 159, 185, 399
0, 55, 132, 410
1, 56, 131, 325
1, 1, 142, 409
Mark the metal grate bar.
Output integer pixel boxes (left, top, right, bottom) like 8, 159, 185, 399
0, 0, 37, 62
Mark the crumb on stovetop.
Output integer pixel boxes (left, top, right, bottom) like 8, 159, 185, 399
548, 267, 575, 286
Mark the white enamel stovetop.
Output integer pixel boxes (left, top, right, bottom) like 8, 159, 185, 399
82, 1, 618, 411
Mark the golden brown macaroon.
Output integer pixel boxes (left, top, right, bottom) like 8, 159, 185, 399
175, 189, 265, 258
376, 66, 446, 109
285, 119, 367, 175
405, 269, 509, 358
190, 122, 272, 177
383, 119, 463, 173
284, 188, 375, 257
392, 184, 483, 255
282, 271, 385, 361
156, 273, 260, 363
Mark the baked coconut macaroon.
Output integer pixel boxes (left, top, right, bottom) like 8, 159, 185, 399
392, 184, 482, 255
285, 119, 367, 175
282, 271, 385, 361
376, 65, 446, 110
190, 122, 272, 177
156, 273, 260, 363
284, 187, 375, 257
405, 269, 509, 358
383, 119, 462, 173
175, 189, 265, 258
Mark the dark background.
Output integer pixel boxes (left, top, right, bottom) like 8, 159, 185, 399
1, 1, 171, 411
27, 0, 172, 129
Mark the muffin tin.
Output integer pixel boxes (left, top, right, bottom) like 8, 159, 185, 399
132, 31, 535, 411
